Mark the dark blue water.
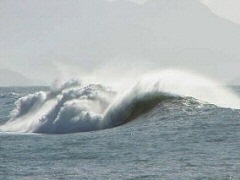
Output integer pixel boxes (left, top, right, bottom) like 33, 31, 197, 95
0, 87, 240, 179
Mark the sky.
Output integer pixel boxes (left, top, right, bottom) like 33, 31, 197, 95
0, 0, 240, 86
199, 0, 240, 25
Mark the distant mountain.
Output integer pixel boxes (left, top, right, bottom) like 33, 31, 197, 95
39, 0, 240, 79
1, 0, 240, 81
0, 69, 44, 87
60, 0, 240, 58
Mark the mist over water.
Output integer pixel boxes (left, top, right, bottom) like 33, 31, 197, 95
0, 69, 239, 134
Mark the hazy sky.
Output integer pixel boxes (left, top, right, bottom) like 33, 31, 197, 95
199, 0, 240, 25
0, 0, 240, 86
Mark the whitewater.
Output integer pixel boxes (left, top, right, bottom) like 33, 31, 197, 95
1, 69, 240, 179
1, 70, 240, 134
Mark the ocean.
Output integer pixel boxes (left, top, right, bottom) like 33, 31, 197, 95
1, 71, 240, 179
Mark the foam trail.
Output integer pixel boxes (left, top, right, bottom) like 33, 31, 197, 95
0, 69, 240, 134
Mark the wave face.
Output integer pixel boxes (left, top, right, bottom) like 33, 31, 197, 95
1, 70, 240, 134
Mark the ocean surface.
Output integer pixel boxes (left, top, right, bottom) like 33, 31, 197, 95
1, 79, 240, 179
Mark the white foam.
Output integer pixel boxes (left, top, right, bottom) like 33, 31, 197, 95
1, 69, 240, 133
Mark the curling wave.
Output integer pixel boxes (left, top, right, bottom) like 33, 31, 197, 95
1, 70, 240, 134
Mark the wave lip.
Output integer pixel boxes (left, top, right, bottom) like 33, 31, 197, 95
102, 86, 177, 129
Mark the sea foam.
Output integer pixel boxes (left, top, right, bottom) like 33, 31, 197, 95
1, 70, 240, 134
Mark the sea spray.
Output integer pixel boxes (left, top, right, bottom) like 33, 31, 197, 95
1, 69, 240, 134
137, 70, 240, 109
0, 81, 115, 133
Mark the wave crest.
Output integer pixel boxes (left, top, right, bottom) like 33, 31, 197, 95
1, 70, 240, 134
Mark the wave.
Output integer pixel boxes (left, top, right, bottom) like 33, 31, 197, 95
1, 70, 240, 134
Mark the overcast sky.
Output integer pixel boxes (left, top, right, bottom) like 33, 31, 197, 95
0, 0, 240, 86
199, 0, 240, 25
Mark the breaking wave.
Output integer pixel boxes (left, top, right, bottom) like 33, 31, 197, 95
1, 70, 240, 134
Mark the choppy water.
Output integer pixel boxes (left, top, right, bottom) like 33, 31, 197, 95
1, 84, 240, 179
